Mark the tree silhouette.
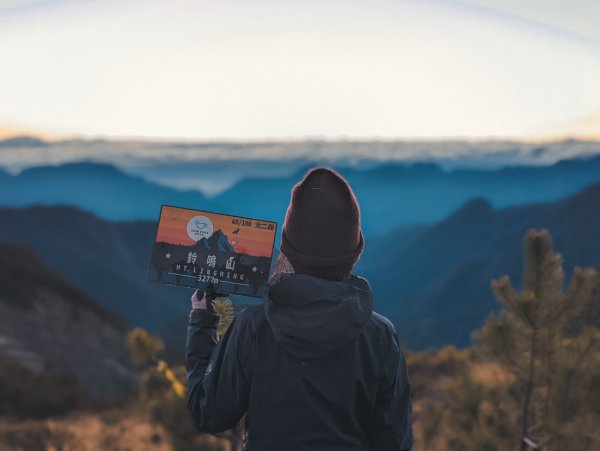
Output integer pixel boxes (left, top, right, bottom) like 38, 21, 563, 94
127, 327, 166, 366
477, 229, 599, 450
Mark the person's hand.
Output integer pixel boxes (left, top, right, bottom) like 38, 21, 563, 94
191, 283, 227, 311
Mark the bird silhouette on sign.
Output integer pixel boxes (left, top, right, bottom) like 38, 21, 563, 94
232, 228, 240, 235
194, 221, 209, 229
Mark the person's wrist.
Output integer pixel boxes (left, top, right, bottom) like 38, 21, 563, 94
189, 308, 221, 327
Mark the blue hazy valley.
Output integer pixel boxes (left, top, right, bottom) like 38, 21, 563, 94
1, 138, 599, 350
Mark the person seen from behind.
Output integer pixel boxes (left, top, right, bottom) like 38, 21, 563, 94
186, 167, 413, 450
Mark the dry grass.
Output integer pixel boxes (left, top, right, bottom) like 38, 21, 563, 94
0, 411, 235, 451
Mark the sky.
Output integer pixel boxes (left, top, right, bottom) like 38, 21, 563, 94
0, 0, 599, 141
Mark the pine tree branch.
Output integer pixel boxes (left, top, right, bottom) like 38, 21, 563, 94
539, 272, 586, 329
520, 329, 538, 451
488, 314, 529, 380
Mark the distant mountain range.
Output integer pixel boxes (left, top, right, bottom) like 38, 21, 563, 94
362, 183, 600, 349
1, 182, 598, 349
0, 205, 191, 337
0, 162, 217, 221
2, 155, 600, 235
214, 156, 600, 235
0, 136, 48, 148
0, 243, 136, 397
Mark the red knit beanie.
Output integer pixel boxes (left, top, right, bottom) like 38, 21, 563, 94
280, 167, 364, 277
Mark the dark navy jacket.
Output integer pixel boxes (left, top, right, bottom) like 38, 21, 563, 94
186, 273, 413, 450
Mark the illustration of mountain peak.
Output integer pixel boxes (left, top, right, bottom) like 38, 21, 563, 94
196, 228, 235, 253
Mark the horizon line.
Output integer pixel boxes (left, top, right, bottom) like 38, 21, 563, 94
2, 131, 600, 146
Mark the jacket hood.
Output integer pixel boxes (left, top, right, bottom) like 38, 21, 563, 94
263, 273, 373, 359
